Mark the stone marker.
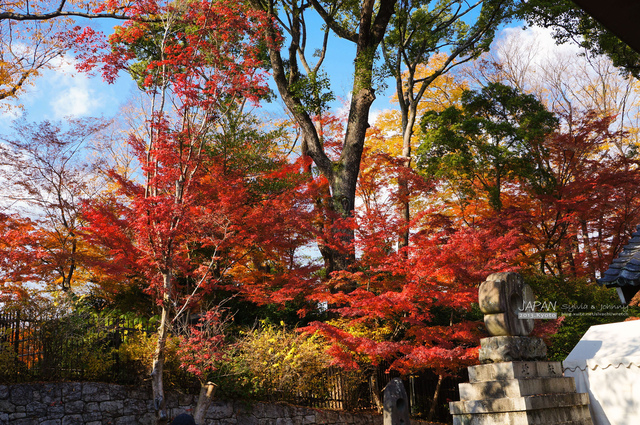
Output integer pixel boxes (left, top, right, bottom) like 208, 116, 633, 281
478, 272, 534, 337
449, 272, 594, 425
477, 272, 546, 363
383, 378, 411, 425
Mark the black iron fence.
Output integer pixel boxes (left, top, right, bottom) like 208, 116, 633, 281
0, 311, 463, 422
0, 310, 157, 383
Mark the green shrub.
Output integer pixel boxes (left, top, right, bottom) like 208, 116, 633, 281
0, 335, 28, 383
117, 331, 197, 389
525, 275, 640, 361
37, 309, 117, 381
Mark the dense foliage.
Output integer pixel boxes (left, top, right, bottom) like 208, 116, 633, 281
2, 1, 640, 424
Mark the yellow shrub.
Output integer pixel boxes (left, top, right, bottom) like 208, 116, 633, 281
233, 323, 332, 396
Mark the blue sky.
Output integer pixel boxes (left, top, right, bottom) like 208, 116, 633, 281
1, 11, 387, 125
0, 16, 581, 130
3, 61, 136, 123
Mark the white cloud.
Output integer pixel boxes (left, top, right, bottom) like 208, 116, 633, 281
368, 108, 382, 124
48, 74, 103, 119
497, 26, 583, 62
492, 25, 597, 86
1, 54, 135, 124
42, 56, 106, 119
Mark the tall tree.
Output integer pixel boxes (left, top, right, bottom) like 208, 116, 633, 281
464, 28, 640, 150
302, 172, 525, 417
457, 28, 640, 276
368, 53, 469, 251
381, 0, 516, 249
0, 118, 109, 292
78, 2, 276, 422
249, 0, 521, 271
520, 111, 640, 278
249, 0, 398, 274
418, 82, 557, 212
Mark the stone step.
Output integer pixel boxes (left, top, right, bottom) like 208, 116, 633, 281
451, 404, 592, 425
468, 361, 563, 382
450, 392, 590, 415
458, 377, 576, 400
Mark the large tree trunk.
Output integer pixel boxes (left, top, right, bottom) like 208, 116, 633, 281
253, 0, 397, 274
151, 273, 172, 424
397, 105, 417, 251
327, 71, 376, 272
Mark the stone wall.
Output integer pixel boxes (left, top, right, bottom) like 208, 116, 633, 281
0, 382, 438, 425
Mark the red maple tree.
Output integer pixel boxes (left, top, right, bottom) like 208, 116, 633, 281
75, 1, 297, 422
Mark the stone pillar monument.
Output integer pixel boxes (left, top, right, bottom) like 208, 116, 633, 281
383, 378, 411, 425
449, 272, 593, 425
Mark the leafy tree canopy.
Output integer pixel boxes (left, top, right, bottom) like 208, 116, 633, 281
417, 82, 558, 211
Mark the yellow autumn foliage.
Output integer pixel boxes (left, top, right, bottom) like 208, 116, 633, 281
369, 53, 469, 157
232, 323, 332, 396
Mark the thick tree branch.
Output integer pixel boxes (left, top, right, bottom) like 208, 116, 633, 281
1, 10, 134, 21
371, 0, 398, 43
308, 0, 357, 42
253, 3, 333, 178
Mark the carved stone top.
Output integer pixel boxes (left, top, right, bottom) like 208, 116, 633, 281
383, 378, 411, 425
479, 272, 534, 336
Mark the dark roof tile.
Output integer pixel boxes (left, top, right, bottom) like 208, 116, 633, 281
598, 225, 640, 288
619, 269, 640, 281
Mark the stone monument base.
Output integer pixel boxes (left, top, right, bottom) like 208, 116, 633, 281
450, 361, 593, 425
479, 336, 547, 363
